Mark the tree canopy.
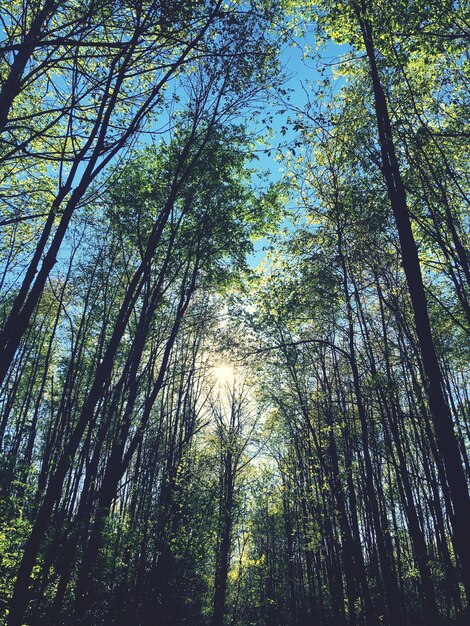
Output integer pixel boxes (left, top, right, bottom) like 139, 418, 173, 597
0, 0, 469, 624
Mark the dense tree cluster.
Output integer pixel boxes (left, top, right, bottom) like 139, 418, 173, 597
0, 0, 468, 625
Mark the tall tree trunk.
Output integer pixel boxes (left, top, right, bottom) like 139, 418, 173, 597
356, 7, 470, 605
212, 454, 234, 626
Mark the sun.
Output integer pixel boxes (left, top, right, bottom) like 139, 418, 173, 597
213, 364, 235, 388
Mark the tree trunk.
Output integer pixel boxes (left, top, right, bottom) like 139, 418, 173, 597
356, 9, 470, 604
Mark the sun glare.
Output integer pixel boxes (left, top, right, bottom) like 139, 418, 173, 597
213, 364, 235, 388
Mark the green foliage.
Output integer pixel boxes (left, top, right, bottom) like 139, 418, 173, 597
0, 0, 468, 624
0, 502, 32, 618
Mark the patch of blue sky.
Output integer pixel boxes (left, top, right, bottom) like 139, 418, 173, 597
245, 30, 349, 267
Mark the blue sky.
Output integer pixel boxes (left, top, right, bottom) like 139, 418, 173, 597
246, 33, 348, 266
